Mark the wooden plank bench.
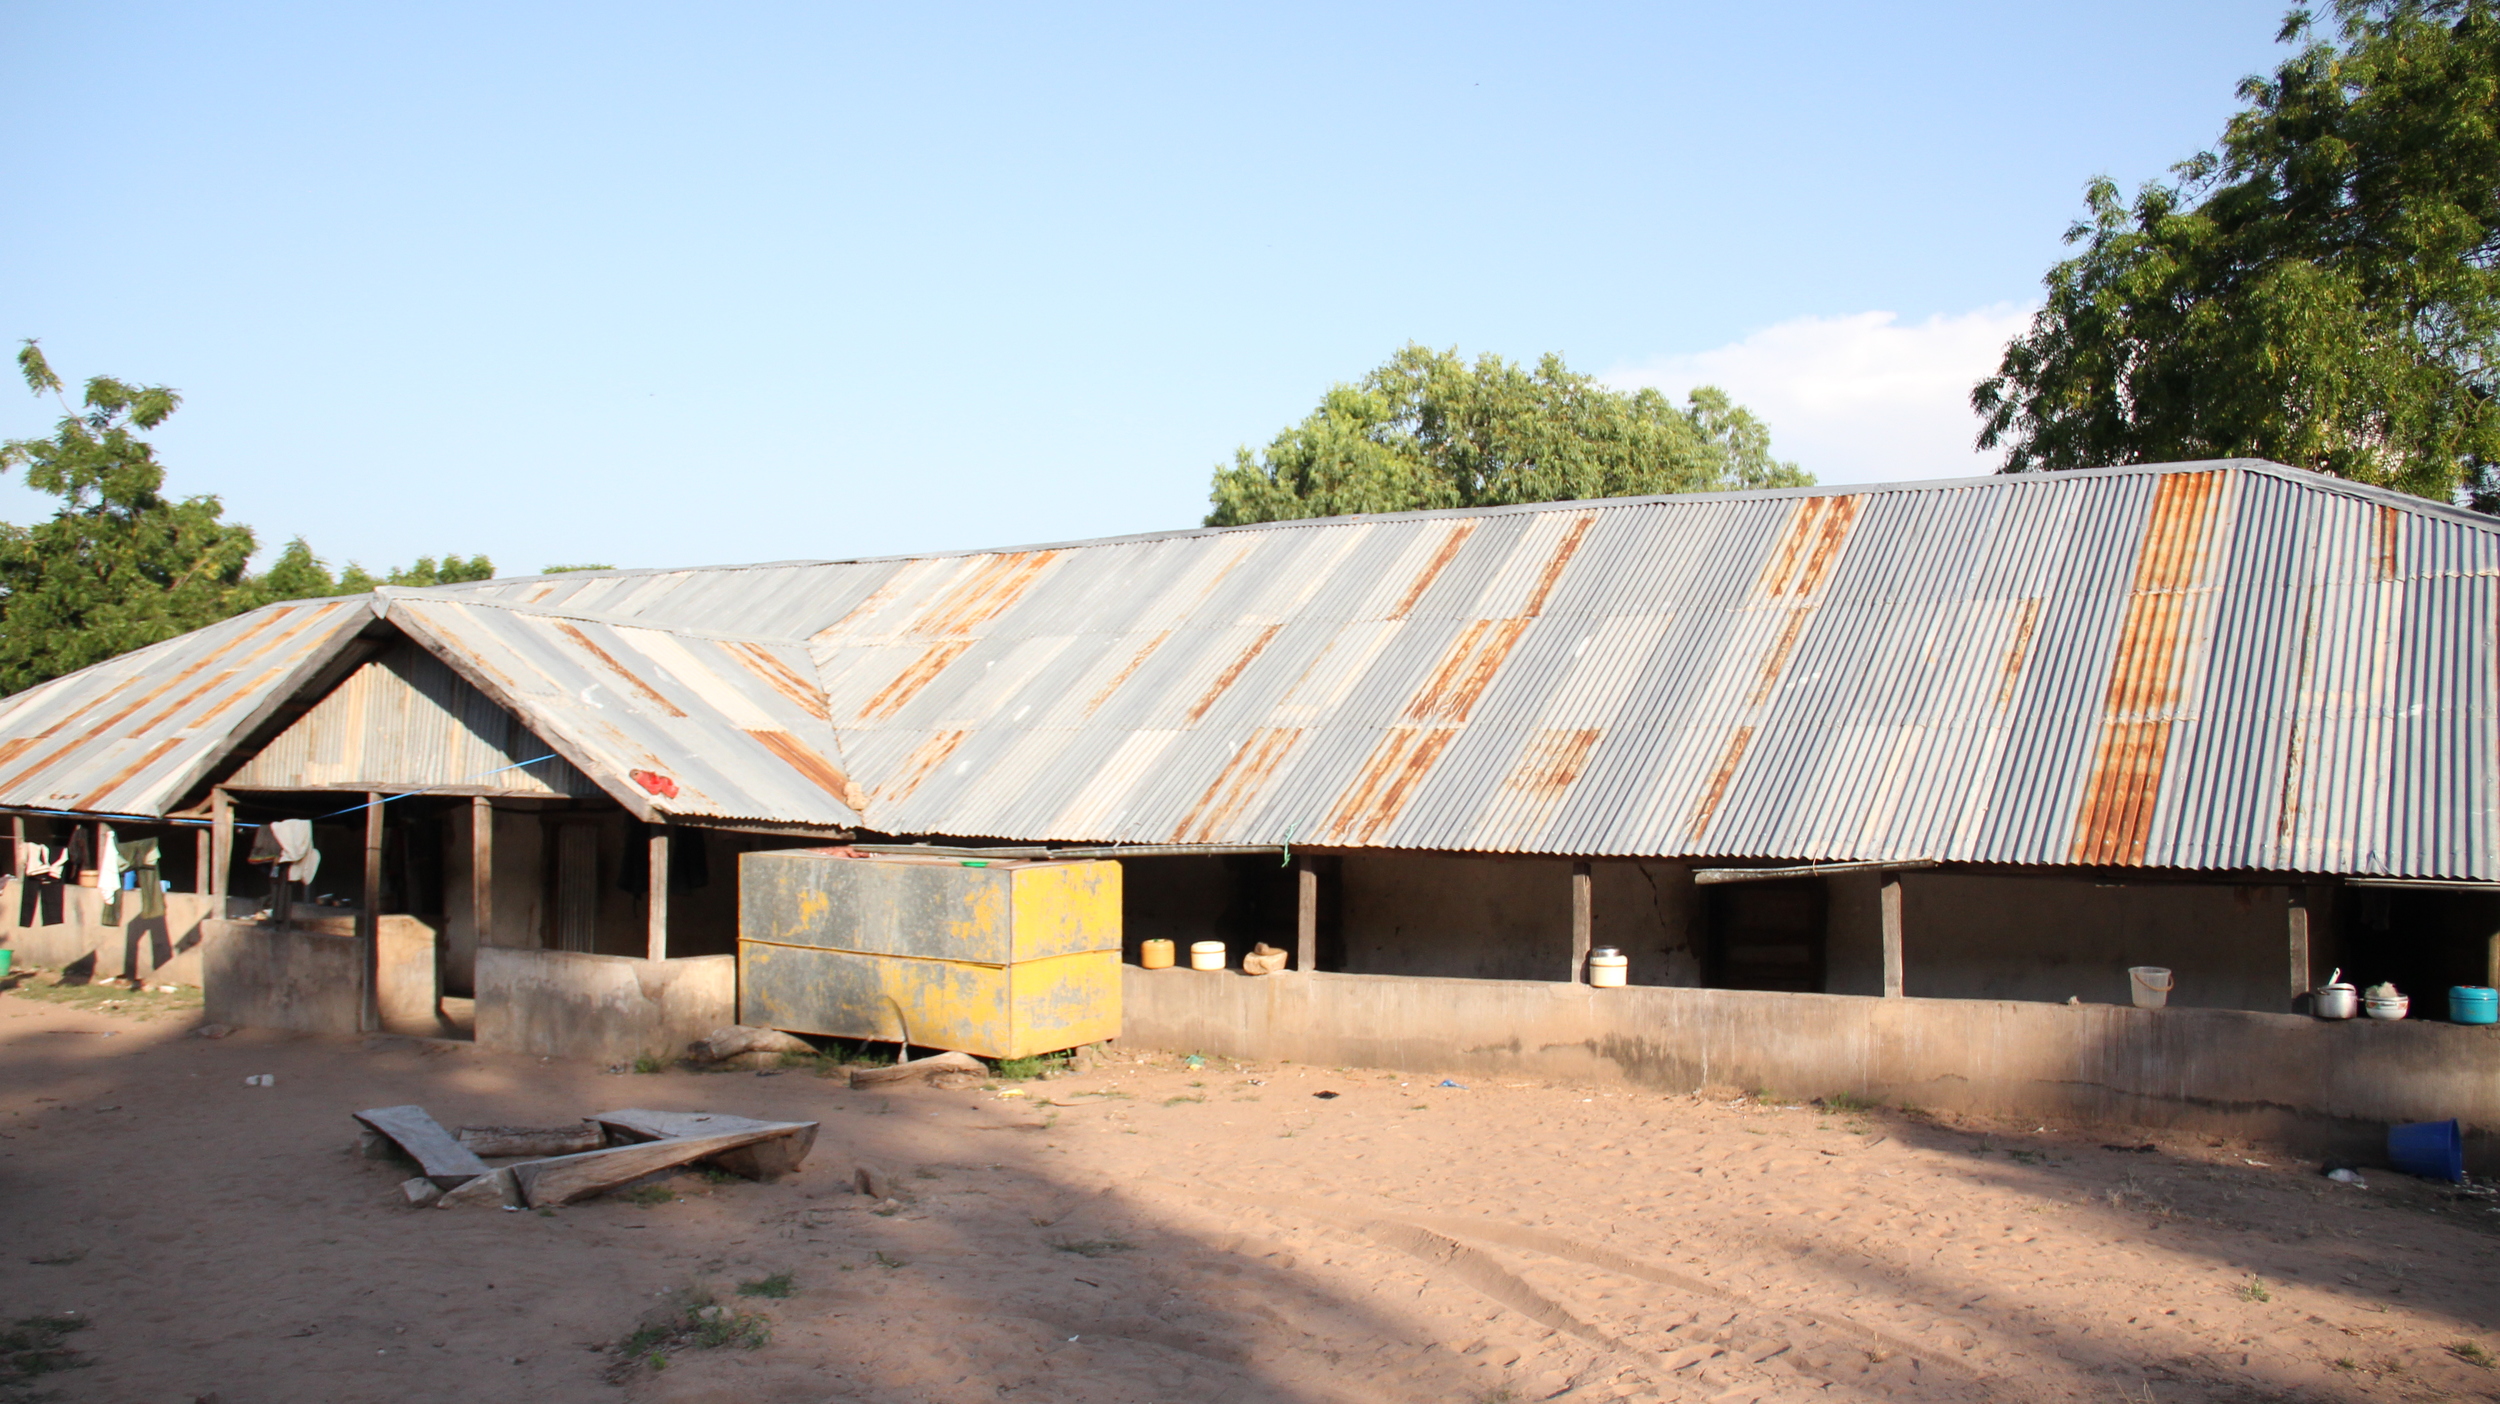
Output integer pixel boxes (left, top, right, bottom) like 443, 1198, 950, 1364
587, 1108, 819, 1183
353, 1105, 492, 1189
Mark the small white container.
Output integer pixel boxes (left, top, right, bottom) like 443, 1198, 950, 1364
1588, 947, 1628, 988
2128, 966, 2172, 1009
2365, 993, 2410, 1020
1189, 940, 1226, 971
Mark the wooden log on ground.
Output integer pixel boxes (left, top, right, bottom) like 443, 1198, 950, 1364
436, 1166, 521, 1209
847, 1051, 983, 1088
685, 1025, 815, 1062
353, 1105, 491, 1188
457, 1123, 604, 1157
587, 1109, 819, 1182
511, 1127, 797, 1207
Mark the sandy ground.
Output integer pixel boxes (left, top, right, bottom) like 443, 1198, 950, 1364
5, 993, 2500, 1404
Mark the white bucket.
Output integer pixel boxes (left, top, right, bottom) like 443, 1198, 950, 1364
1588, 948, 1628, 988
2128, 966, 2172, 1009
1189, 940, 1226, 971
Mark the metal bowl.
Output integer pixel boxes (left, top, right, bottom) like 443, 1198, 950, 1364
2313, 985, 2358, 1019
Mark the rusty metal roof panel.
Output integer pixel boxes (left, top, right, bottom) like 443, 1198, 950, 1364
0, 598, 373, 817
10, 458, 2498, 877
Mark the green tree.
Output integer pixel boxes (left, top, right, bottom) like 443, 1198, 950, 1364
0, 342, 500, 692
251, 540, 495, 600
1205, 344, 1809, 526
1974, 1, 2500, 505
0, 344, 261, 692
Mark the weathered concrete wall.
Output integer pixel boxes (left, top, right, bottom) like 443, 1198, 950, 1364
199, 916, 443, 1035
1336, 854, 1702, 985
474, 947, 734, 1064
1125, 966, 2500, 1167
202, 921, 361, 1034
1901, 874, 2296, 1011
1273, 859, 2310, 1012
1, 888, 230, 986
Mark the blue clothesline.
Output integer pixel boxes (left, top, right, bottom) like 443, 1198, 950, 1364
314, 755, 560, 819
2, 753, 563, 832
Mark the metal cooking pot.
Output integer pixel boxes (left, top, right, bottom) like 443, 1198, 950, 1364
2313, 984, 2359, 1020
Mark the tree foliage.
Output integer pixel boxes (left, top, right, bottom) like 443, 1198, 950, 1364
1974, 1, 2500, 504
1206, 344, 1809, 526
0, 343, 496, 693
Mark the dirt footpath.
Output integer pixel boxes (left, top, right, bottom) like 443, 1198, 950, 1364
4, 992, 2499, 1404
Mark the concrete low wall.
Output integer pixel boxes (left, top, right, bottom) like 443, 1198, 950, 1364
2, 888, 230, 986
203, 920, 362, 1035
200, 916, 443, 1036
1126, 967, 2500, 1168
475, 946, 735, 1065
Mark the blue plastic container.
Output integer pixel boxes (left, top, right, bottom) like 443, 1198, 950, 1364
2451, 986, 2498, 1025
2388, 1118, 2465, 1182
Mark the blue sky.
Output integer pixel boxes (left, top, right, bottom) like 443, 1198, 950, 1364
5, 2, 2290, 576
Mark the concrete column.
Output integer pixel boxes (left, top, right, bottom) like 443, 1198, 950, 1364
1880, 871, 1904, 998
1571, 861, 1592, 983
360, 793, 383, 1033
209, 790, 230, 905
470, 796, 494, 949
2290, 885, 2313, 1008
1295, 857, 1317, 973
10, 814, 22, 879
646, 824, 670, 962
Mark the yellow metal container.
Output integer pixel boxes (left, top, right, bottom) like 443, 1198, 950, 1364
737, 851, 1121, 1060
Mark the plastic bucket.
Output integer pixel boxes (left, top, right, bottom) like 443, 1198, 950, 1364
1139, 938, 1175, 970
2452, 986, 2498, 1025
0, 948, 12, 979
1188, 940, 1226, 971
1588, 948, 1628, 988
2128, 966, 2172, 1009
2388, 1118, 2465, 1183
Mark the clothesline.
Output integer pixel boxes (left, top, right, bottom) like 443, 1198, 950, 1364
0, 754, 564, 834
314, 755, 561, 819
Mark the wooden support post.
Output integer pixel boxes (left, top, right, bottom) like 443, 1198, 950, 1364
209, 789, 231, 907
646, 824, 670, 962
1571, 861, 1593, 983
1880, 871, 1904, 998
10, 814, 22, 880
470, 796, 494, 950
2290, 885, 2313, 1009
1295, 857, 1317, 974
360, 792, 383, 1034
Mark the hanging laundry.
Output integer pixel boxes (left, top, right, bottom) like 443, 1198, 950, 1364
61, 826, 90, 888
250, 819, 320, 885
17, 842, 63, 926
95, 825, 120, 900
101, 837, 162, 925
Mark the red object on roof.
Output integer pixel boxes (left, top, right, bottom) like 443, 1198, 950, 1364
630, 768, 679, 799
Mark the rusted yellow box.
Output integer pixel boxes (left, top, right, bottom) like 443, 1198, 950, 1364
737, 851, 1120, 1060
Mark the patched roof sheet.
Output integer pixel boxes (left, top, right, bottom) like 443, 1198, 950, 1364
2, 459, 2491, 878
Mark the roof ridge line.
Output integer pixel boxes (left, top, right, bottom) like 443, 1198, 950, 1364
377, 588, 809, 647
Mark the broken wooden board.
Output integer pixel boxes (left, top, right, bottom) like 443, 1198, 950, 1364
847, 1050, 983, 1087
457, 1123, 603, 1157
587, 1109, 819, 1182
437, 1166, 521, 1209
353, 1105, 490, 1189
511, 1127, 801, 1207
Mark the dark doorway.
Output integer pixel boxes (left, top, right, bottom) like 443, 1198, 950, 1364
1705, 880, 1827, 992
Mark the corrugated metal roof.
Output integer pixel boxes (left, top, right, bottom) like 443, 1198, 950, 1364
0, 597, 372, 817
2, 459, 2493, 877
